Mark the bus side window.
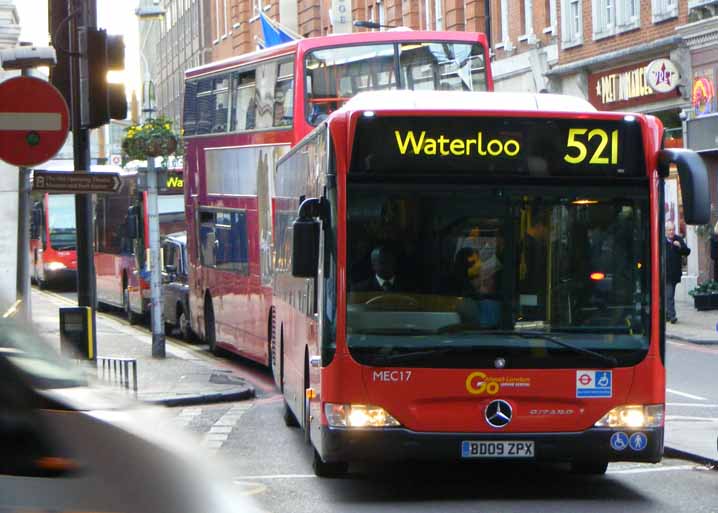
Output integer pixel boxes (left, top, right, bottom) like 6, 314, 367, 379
273, 60, 294, 127
211, 75, 230, 133
231, 70, 256, 131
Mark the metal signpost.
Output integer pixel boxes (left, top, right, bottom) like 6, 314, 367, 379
32, 170, 121, 193
0, 56, 68, 323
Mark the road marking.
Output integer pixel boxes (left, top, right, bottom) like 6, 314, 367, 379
666, 415, 718, 422
234, 474, 316, 481
666, 388, 708, 401
667, 403, 718, 408
607, 465, 696, 475
667, 341, 718, 354
201, 402, 253, 451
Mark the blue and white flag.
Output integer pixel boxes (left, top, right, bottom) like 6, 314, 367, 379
259, 12, 295, 48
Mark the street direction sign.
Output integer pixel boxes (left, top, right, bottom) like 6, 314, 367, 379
0, 76, 70, 167
32, 170, 121, 194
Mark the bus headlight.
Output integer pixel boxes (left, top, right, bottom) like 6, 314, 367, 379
594, 404, 664, 428
45, 261, 67, 271
324, 403, 401, 428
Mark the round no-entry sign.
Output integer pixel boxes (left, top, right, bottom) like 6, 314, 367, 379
0, 76, 70, 167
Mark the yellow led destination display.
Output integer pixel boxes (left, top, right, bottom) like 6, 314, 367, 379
351, 116, 645, 177
394, 130, 521, 158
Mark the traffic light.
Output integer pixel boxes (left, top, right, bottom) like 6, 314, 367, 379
81, 28, 128, 128
48, 0, 71, 112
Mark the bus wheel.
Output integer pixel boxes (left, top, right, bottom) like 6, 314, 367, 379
312, 449, 347, 478
283, 400, 299, 428
205, 298, 221, 356
124, 287, 139, 325
570, 461, 608, 475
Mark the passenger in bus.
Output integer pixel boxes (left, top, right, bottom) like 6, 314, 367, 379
452, 247, 501, 328
518, 210, 548, 321
353, 246, 403, 292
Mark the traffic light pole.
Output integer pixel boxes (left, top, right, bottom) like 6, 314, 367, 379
70, 0, 97, 359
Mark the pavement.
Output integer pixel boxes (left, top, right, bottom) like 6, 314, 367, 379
664, 299, 718, 466
22, 289, 717, 467
28, 288, 255, 407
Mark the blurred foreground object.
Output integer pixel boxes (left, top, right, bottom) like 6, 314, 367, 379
0, 320, 260, 513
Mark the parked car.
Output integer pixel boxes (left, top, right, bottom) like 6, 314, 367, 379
162, 232, 192, 340
0, 320, 259, 513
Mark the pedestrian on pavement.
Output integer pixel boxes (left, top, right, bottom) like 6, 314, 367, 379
710, 220, 718, 279
665, 221, 690, 324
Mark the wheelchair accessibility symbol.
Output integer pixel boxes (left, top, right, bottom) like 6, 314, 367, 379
596, 372, 610, 388
629, 432, 648, 451
610, 432, 629, 451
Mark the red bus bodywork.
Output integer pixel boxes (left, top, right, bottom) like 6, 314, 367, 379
184, 30, 492, 365
272, 91, 710, 475
94, 166, 184, 321
30, 193, 78, 288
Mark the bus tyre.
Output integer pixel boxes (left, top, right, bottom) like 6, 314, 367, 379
283, 400, 299, 428
124, 288, 140, 325
312, 449, 347, 478
205, 298, 221, 356
571, 461, 608, 475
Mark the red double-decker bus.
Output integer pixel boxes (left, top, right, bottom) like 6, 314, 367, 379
183, 30, 492, 363
94, 165, 184, 323
30, 192, 77, 289
273, 90, 709, 476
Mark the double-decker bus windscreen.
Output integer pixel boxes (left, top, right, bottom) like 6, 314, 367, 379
346, 185, 650, 369
305, 42, 487, 125
48, 194, 76, 251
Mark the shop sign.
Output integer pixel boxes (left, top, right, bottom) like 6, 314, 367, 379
692, 76, 715, 117
588, 59, 679, 110
645, 59, 680, 94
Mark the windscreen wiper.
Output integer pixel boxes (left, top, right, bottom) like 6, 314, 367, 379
369, 346, 476, 365
482, 330, 617, 368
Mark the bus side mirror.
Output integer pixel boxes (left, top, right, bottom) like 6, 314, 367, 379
126, 206, 139, 239
291, 198, 322, 278
658, 149, 710, 225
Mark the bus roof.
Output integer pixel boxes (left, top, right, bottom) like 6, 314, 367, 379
335, 91, 598, 115
185, 30, 488, 79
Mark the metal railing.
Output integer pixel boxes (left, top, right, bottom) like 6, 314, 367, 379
97, 357, 138, 397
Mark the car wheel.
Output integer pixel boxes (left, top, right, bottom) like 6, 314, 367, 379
178, 308, 191, 340
124, 287, 140, 325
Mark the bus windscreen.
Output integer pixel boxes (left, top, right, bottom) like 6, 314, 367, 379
350, 116, 647, 177
48, 194, 77, 251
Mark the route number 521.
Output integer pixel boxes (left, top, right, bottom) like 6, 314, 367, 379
563, 128, 619, 165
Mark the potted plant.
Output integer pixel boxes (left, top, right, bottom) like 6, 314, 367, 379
121, 116, 179, 162
688, 280, 718, 310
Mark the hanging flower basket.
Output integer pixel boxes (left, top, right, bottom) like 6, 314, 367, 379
122, 116, 179, 161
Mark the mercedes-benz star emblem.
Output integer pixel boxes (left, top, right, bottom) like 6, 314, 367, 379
485, 399, 513, 428
494, 357, 506, 369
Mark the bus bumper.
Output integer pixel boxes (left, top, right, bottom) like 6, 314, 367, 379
44, 269, 77, 284
319, 426, 663, 464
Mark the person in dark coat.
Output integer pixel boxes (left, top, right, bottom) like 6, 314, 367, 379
353, 246, 402, 292
665, 221, 690, 324
710, 221, 718, 279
